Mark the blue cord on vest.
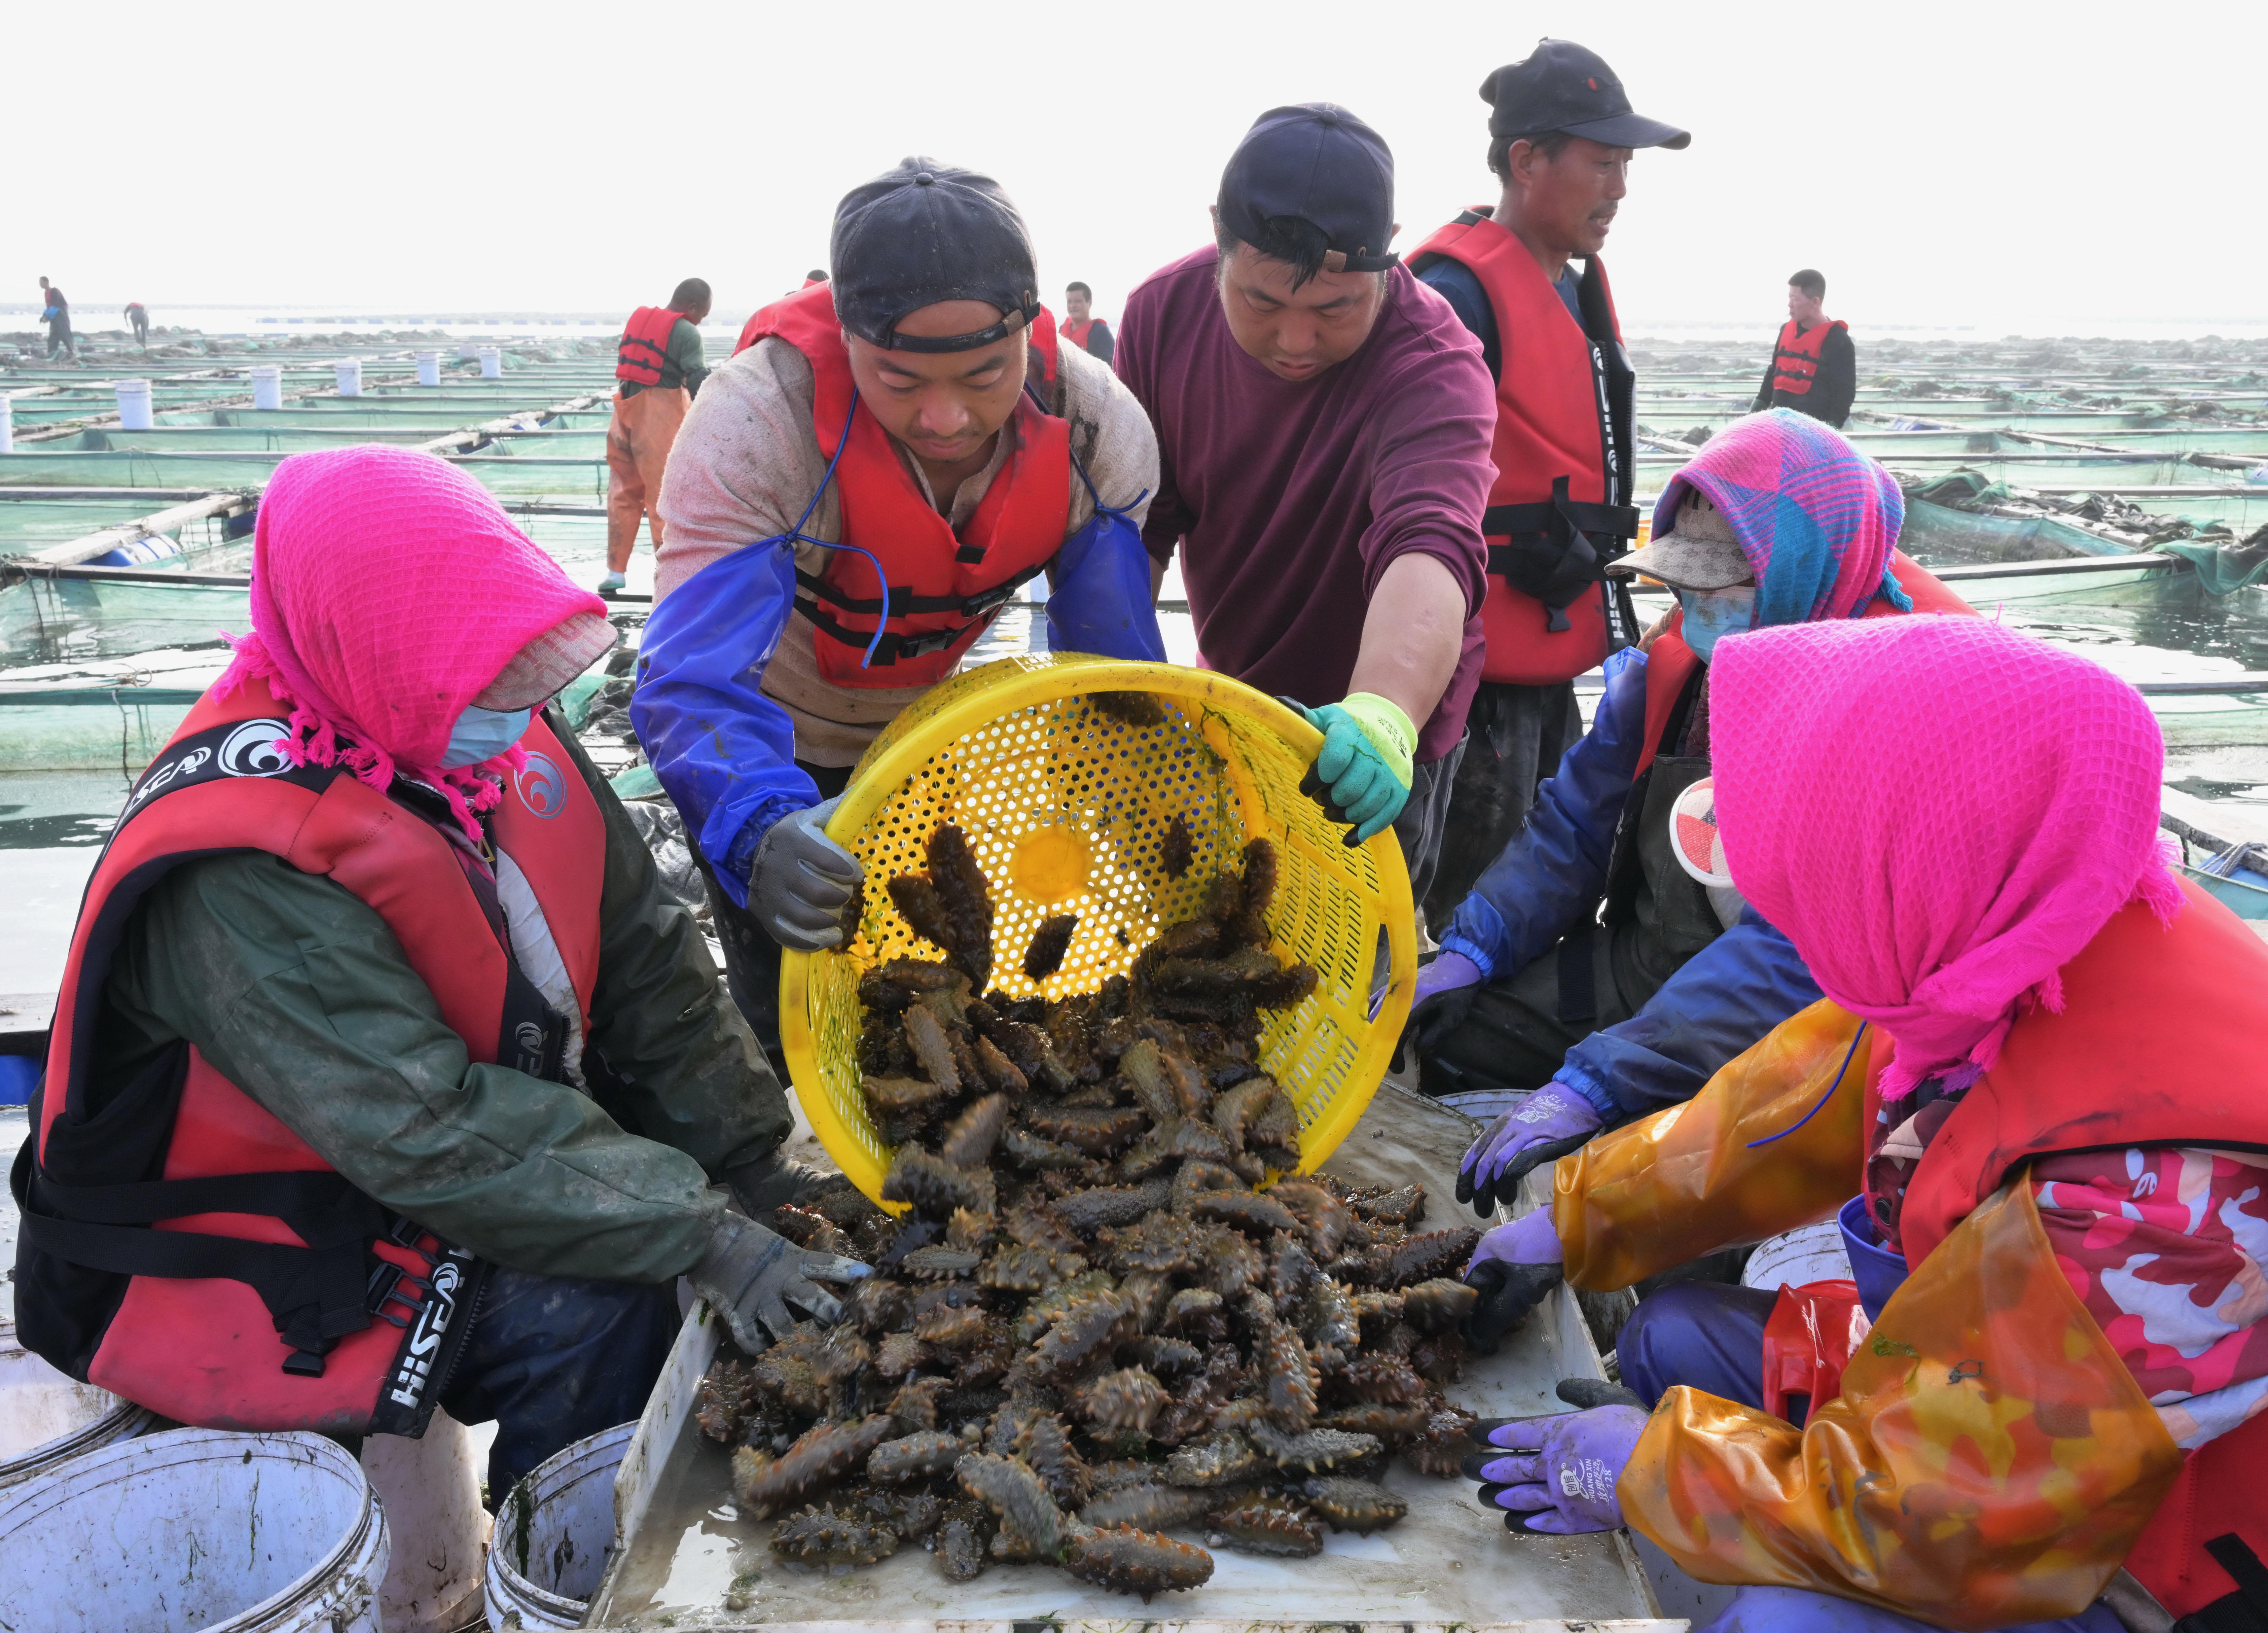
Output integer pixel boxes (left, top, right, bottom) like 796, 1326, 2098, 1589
756, 390, 891, 670
1745, 1020, 1868, 1148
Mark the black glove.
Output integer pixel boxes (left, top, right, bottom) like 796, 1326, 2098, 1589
726, 1150, 850, 1217
688, 1212, 869, 1353
1461, 1257, 1565, 1355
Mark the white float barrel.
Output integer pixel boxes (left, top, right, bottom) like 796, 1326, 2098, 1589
113, 379, 154, 432
333, 359, 362, 397
250, 365, 284, 410
0, 395, 13, 455
478, 346, 502, 379
416, 350, 441, 387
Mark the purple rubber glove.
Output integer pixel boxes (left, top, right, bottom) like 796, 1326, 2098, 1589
1459, 1207, 1563, 1353
1469, 1404, 1648, 1533
1458, 1078, 1603, 1217
1388, 949, 1484, 1068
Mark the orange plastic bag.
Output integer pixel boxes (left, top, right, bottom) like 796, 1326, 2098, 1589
1620, 1176, 2183, 1631
1554, 999, 1872, 1291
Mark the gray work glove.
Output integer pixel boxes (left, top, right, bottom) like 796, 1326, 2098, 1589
688, 1211, 870, 1353
726, 1149, 849, 1216
750, 795, 864, 951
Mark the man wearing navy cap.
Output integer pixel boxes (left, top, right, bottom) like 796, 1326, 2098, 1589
1115, 105, 1496, 909
633, 158, 1164, 1066
1408, 40, 1689, 922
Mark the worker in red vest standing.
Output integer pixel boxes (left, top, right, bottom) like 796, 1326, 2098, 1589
603, 277, 712, 595
1060, 282, 1114, 363
1753, 269, 1855, 427
633, 160, 1164, 1070
1407, 41, 1689, 925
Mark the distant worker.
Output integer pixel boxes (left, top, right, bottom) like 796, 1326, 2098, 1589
12, 447, 863, 1501
38, 276, 74, 362
1752, 268, 1854, 427
1409, 39, 1689, 922
1061, 282, 1114, 363
1117, 104, 1496, 908
804, 269, 829, 285
636, 159, 1165, 1067
124, 301, 150, 348
602, 277, 712, 596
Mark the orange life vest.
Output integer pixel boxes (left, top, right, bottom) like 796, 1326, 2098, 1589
735, 282, 1072, 687
617, 305, 685, 387
1060, 317, 1095, 351
1768, 318, 1846, 400
1408, 209, 1639, 685
12, 679, 606, 1434
1873, 880, 2268, 1620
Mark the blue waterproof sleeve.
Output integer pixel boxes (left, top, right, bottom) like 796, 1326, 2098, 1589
1437, 646, 1652, 980
1045, 502, 1168, 661
629, 543, 816, 911
1553, 910, 1824, 1123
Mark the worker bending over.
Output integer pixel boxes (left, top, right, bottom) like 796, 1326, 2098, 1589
12, 449, 862, 1498
1752, 269, 1855, 428
635, 159, 1163, 1067
603, 277, 712, 595
1117, 104, 1496, 904
1410, 38, 1689, 920
1407, 411, 1968, 1211
1461, 614, 2268, 1633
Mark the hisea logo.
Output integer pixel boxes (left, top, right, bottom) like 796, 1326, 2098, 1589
387, 1256, 466, 1410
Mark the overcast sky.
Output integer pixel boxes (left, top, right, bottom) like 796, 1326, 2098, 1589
17, 0, 2264, 336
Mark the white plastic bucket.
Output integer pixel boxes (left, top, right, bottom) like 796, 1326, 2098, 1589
484, 1421, 635, 1631
416, 350, 441, 387
114, 379, 154, 431
0, 394, 13, 454
249, 365, 284, 410
334, 359, 362, 397
478, 346, 502, 379
0, 1325, 152, 1490
1742, 1217, 1855, 1292
0, 1426, 389, 1633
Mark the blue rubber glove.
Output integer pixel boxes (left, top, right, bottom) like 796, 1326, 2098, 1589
1458, 1079, 1604, 1218
1460, 1206, 1563, 1354
1467, 1401, 1649, 1533
1285, 693, 1416, 845
1384, 949, 1483, 1067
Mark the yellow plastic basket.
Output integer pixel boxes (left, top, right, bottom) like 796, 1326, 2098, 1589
780, 655, 1416, 1210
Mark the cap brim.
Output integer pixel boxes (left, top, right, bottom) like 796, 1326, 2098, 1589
1562, 111, 1691, 150
476, 612, 618, 710
1606, 533, 1751, 592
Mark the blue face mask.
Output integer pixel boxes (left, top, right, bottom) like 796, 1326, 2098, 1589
1676, 585, 1758, 661
440, 704, 531, 768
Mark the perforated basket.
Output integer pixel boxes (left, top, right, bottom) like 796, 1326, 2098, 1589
779, 655, 1416, 1209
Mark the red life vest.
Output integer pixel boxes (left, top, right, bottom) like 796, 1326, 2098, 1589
1060, 317, 1095, 351
617, 305, 685, 387
1408, 209, 1639, 685
1769, 318, 1846, 400
1865, 880, 2268, 1619
736, 282, 1072, 687
11, 678, 606, 1435
1632, 551, 1973, 780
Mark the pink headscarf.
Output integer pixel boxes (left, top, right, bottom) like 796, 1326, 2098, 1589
1709, 615, 2183, 1102
216, 446, 610, 840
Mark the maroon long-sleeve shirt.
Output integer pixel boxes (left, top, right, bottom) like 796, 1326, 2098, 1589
1115, 247, 1496, 764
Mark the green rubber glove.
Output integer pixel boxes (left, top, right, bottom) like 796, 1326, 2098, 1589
1296, 692, 1416, 843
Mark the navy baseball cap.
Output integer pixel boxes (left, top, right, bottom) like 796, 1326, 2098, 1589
829, 157, 1041, 353
1482, 40, 1690, 150
1218, 104, 1399, 274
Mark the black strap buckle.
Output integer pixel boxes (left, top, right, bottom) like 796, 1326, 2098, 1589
1481, 477, 1641, 633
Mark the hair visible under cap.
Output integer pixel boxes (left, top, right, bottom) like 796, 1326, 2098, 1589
1487, 129, 1574, 180
1789, 268, 1826, 299
1213, 213, 1340, 290
670, 277, 712, 310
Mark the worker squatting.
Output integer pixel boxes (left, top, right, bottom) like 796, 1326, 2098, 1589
12, 36, 2262, 1633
